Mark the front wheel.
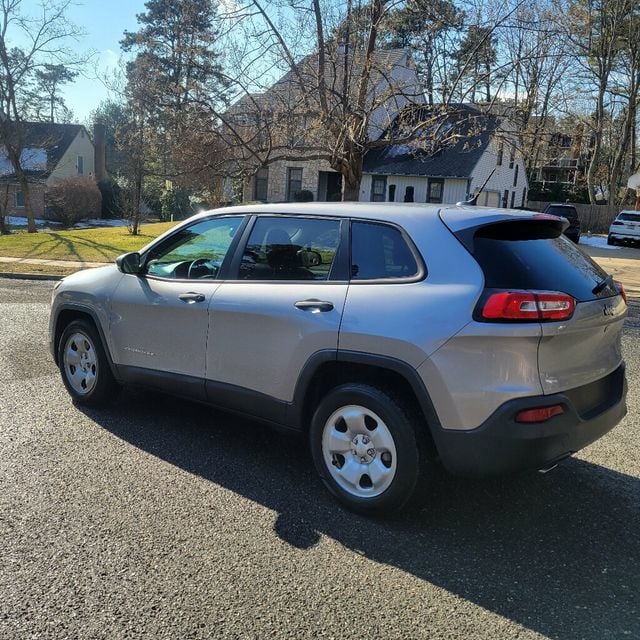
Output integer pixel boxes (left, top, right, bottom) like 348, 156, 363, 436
58, 319, 120, 406
309, 384, 422, 514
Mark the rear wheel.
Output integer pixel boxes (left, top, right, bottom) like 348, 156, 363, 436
607, 234, 616, 245
309, 384, 422, 514
58, 319, 120, 406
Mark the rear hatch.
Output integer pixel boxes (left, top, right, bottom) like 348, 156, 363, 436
611, 211, 640, 238
441, 208, 626, 394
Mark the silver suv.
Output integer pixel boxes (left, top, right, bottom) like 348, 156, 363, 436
49, 203, 628, 513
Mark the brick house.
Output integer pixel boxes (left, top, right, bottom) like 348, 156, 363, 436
0, 122, 103, 218
222, 48, 424, 203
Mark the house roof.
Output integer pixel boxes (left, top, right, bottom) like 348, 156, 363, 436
0, 122, 89, 179
363, 104, 499, 178
228, 48, 415, 116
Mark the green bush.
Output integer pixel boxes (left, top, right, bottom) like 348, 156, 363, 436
47, 177, 102, 227
97, 179, 125, 219
294, 189, 314, 202
160, 187, 192, 220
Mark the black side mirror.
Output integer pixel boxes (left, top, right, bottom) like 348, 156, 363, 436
116, 252, 142, 274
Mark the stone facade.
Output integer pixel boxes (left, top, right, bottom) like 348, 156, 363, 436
1, 182, 47, 218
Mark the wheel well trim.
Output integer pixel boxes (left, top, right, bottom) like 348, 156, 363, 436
52, 303, 121, 380
289, 349, 442, 431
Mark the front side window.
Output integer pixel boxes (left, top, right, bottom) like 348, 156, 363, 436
351, 222, 419, 280
239, 216, 341, 281
427, 179, 444, 203
287, 168, 303, 201
145, 216, 243, 279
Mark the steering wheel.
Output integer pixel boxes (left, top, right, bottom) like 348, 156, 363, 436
188, 257, 218, 279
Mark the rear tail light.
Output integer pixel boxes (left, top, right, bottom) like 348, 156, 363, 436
516, 404, 565, 423
614, 280, 627, 304
480, 290, 576, 322
611, 221, 623, 226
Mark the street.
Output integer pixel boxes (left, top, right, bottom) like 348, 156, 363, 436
0, 277, 639, 639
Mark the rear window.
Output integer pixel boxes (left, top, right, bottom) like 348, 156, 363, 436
617, 212, 640, 222
545, 205, 578, 221
351, 221, 419, 280
471, 222, 617, 301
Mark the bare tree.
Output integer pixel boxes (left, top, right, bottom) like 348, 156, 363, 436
0, 0, 83, 232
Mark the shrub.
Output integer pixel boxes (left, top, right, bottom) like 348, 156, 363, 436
97, 178, 125, 219
294, 189, 314, 202
47, 177, 102, 226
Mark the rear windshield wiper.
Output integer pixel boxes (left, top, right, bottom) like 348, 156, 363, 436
592, 274, 614, 295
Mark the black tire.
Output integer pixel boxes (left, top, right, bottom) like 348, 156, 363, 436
607, 235, 615, 246
309, 383, 423, 514
58, 319, 120, 406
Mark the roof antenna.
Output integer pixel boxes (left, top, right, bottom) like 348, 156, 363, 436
456, 167, 497, 206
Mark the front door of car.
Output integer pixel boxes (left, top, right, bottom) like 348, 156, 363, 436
108, 215, 244, 397
206, 216, 348, 412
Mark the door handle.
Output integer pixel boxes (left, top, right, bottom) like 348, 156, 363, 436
179, 292, 205, 303
294, 299, 334, 312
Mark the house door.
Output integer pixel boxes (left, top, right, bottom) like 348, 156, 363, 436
318, 171, 343, 201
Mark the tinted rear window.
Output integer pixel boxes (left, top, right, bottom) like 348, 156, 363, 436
472, 222, 616, 301
617, 212, 640, 222
351, 221, 419, 280
545, 205, 578, 221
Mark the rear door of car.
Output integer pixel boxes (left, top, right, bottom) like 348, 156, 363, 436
205, 215, 349, 416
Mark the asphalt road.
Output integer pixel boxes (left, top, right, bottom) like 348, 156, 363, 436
1, 278, 639, 640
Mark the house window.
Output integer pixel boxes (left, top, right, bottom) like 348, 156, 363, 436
521, 188, 527, 208
254, 166, 269, 201
510, 191, 516, 208
77, 155, 84, 175
509, 145, 515, 169
497, 140, 504, 166
286, 167, 303, 202
427, 179, 444, 203
502, 189, 509, 208
371, 176, 387, 202
404, 186, 414, 202
513, 164, 519, 187
388, 184, 396, 202
15, 188, 24, 208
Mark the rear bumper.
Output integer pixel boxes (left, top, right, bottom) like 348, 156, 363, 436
432, 363, 627, 477
609, 231, 640, 241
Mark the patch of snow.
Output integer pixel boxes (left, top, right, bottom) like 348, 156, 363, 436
579, 236, 621, 251
71, 219, 129, 228
6, 215, 58, 226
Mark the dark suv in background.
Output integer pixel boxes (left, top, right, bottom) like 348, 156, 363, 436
543, 203, 581, 243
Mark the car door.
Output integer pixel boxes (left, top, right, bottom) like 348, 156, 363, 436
109, 215, 244, 398
205, 215, 348, 415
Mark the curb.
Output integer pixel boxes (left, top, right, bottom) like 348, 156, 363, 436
0, 272, 63, 281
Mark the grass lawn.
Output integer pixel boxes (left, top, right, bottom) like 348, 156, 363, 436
0, 222, 177, 263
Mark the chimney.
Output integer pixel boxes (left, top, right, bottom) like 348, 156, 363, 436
93, 122, 106, 182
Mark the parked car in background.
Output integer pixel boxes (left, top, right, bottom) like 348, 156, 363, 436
543, 203, 581, 243
49, 203, 627, 514
608, 210, 640, 245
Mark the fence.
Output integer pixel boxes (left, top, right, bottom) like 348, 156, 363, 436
527, 201, 625, 234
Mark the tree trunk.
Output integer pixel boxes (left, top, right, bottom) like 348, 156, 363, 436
337, 152, 363, 202
15, 169, 37, 233
0, 183, 9, 234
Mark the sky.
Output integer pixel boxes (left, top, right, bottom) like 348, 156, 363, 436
59, 0, 148, 123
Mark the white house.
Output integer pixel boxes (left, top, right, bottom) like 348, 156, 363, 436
0, 122, 100, 218
360, 104, 529, 208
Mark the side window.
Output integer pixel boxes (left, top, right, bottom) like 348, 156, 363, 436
351, 222, 419, 280
239, 216, 341, 281
145, 216, 242, 279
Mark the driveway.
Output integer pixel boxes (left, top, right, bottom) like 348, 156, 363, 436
1, 278, 639, 639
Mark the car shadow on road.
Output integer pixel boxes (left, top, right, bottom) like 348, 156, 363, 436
81, 389, 640, 640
